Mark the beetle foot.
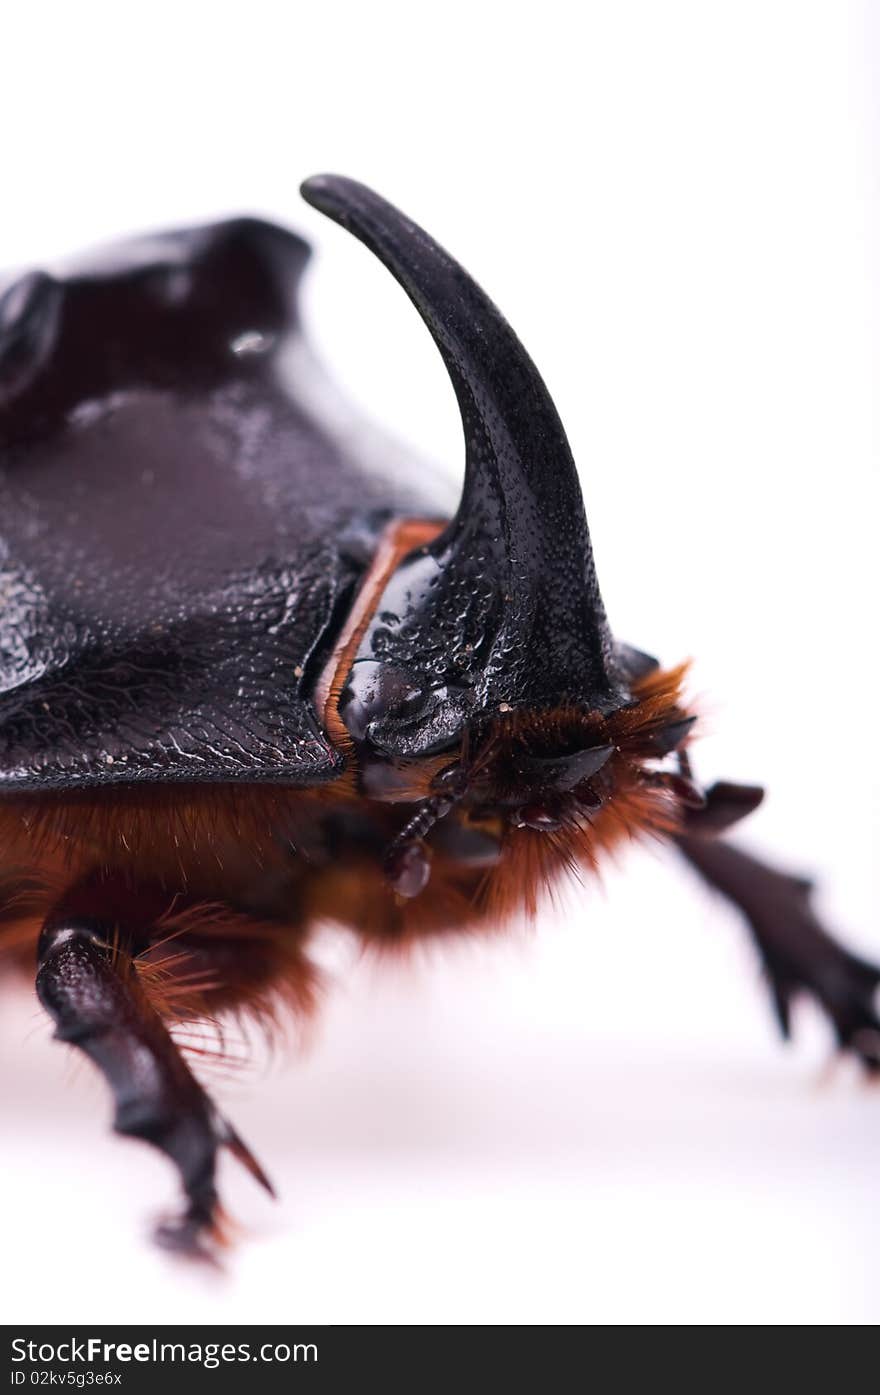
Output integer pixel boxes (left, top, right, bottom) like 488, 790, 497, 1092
144, 1111, 272, 1260
678, 833, 880, 1071
154, 1198, 223, 1262
759, 926, 880, 1072
153, 1193, 241, 1264
36, 918, 276, 1254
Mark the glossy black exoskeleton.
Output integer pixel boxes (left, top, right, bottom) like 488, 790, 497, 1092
1, 176, 876, 1255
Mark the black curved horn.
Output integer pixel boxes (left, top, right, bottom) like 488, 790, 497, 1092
301, 175, 624, 756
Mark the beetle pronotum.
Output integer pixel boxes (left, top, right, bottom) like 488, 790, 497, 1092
1, 175, 876, 1255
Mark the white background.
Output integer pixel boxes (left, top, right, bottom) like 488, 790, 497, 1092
1, 0, 877, 1325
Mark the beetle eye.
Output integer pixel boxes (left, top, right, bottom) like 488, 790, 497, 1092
340, 661, 428, 742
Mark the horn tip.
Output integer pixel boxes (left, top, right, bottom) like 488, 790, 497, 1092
300, 173, 358, 215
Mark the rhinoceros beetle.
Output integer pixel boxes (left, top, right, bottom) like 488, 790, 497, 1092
0, 174, 877, 1256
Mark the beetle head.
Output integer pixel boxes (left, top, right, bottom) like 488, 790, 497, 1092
376, 671, 697, 902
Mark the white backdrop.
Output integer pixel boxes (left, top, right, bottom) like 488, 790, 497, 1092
1, 0, 877, 1325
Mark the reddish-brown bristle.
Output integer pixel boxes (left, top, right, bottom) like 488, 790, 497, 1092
0, 661, 693, 1065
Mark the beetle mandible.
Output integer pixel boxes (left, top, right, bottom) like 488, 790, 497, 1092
1, 175, 876, 1255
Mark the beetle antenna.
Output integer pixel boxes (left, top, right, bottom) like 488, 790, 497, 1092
383, 761, 472, 899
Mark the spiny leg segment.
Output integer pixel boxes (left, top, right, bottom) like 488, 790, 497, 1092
677, 782, 880, 1070
36, 913, 274, 1256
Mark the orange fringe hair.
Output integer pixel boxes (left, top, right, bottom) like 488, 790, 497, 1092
0, 659, 692, 1047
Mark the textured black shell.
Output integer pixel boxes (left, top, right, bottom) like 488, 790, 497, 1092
0, 219, 428, 790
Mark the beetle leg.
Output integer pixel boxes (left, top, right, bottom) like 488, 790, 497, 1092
35, 917, 274, 1258
678, 828, 880, 1071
